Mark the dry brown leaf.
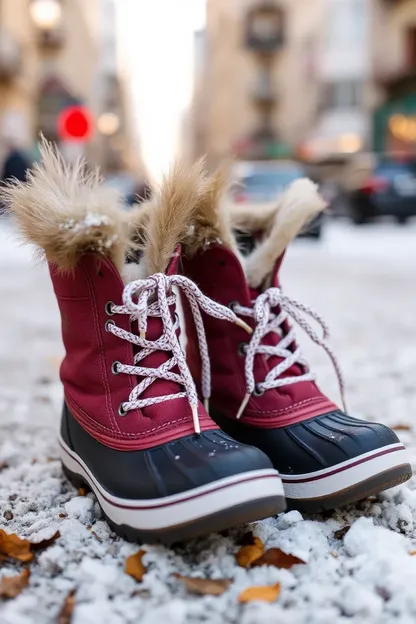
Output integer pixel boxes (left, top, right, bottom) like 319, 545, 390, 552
125, 550, 147, 582
0, 530, 33, 562
58, 589, 76, 624
409, 550, 416, 556
31, 531, 60, 551
238, 582, 281, 604
391, 424, 412, 431
0, 568, 30, 599
334, 526, 351, 540
236, 536, 265, 568
252, 548, 306, 570
173, 573, 231, 596
78, 488, 87, 496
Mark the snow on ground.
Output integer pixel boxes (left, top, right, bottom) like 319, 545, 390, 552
0, 219, 416, 624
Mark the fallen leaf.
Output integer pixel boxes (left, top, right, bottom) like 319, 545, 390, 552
59, 513, 67, 519
78, 488, 87, 496
58, 589, 76, 624
125, 550, 147, 582
0, 530, 33, 562
409, 550, 416, 556
252, 548, 306, 570
238, 582, 281, 603
391, 424, 412, 431
90, 531, 102, 543
0, 568, 30, 599
237, 531, 255, 546
334, 526, 351, 540
30, 531, 60, 551
236, 536, 264, 568
173, 573, 231, 596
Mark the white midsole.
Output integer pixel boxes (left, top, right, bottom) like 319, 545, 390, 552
58, 436, 284, 530
281, 444, 410, 500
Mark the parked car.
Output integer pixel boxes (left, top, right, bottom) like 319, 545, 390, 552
230, 159, 324, 238
346, 156, 416, 224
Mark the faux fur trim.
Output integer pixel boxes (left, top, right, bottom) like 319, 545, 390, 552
245, 178, 326, 288
137, 159, 206, 276
227, 200, 277, 233
1, 139, 132, 273
184, 165, 240, 258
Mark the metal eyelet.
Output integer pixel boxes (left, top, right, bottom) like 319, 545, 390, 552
118, 403, 127, 417
228, 300, 239, 312
253, 384, 264, 397
238, 342, 247, 356
105, 319, 115, 332
111, 361, 121, 375
105, 301, 115, 316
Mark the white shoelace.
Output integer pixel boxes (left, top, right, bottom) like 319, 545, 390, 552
232, 287, 346, 419
106, 273, 252, 434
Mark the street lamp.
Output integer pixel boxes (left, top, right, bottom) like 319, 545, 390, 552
30, 0, 62, 31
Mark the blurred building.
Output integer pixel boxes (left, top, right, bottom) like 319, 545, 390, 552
190, 0, 322, 168
372, 0, 416, 155
188, 0, 416, 166
305, 0, 371, 161
0, 0, 138, 172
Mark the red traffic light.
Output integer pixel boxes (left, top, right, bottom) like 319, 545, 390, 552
57, 105, 94, 141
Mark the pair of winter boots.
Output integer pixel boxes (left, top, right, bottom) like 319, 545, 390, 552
4, 144, 411, 543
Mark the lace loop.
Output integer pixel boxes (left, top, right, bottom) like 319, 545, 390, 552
106, 273, 248, 434
234, 287, 346, 419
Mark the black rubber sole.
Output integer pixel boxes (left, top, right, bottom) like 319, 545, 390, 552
62, 464, 286, 544
285, 463, 412, 513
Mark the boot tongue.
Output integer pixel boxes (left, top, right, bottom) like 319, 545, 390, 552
271, 252, 285, 288
166, 244, 181, 276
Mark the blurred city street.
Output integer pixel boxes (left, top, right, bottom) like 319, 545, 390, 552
0, 0, 415, 621
1, 218, 416, 623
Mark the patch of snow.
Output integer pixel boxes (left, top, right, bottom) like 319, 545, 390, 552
64, 496, 95, 522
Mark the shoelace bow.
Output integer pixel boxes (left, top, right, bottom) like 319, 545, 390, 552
233, 287, 346, 419
106, 273, 252, 434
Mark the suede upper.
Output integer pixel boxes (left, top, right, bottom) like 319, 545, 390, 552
182, 244, 337, 427
51, 253, 217, 451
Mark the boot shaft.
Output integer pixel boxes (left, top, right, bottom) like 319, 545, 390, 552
182, 244, 336, 426
51, 252, 217, 450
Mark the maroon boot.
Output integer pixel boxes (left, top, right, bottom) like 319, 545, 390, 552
182, 174, 411, 512
4, 144, 285, 542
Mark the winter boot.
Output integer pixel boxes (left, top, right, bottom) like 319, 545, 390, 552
3, 144, 286, 542
181, 171, 412, 512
